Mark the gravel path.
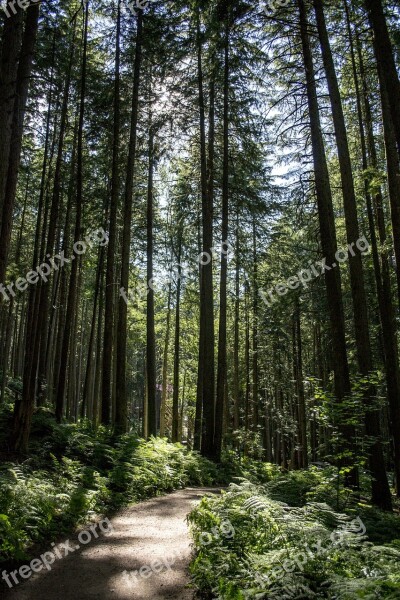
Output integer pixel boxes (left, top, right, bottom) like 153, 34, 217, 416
1, 487, 219, 600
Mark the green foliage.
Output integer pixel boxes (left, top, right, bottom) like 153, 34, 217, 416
264, 468, 326, 507
189, 480, 400, 599
0, 408, 216, 564
0, 513, 26, 562
216, 452, 281, 485
0, 406, 286, 566
107, 437, 217, 505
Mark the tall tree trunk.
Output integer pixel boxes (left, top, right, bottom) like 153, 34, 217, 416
365, 0, 400, 156
146, 127, 157, 438
10, 19, 55, 453
233, 215, 240, 433
293, 297, 308, 468
172, 237, 182, 443
194, 215, 203, 451
348, 17, 400, 498
0, 3, 23, 227
298, 0, 357, 487
52, 115, 78, 405
160, 276, 172, 438
82, 244, 105, 418
56, 0, 89, 423
93, 263, 105, 426
102, 0, 121, 426
251, 219, 259, 433
196, 9, 215, 459
315, 0, 391, 509
0, 3, 40, 284
354, 84, 400, 501
215, 21, 229, 461
35, 25, 75, 406
116, 9, 143, 434
244, 282, 250, 438
379, 67, 400, 310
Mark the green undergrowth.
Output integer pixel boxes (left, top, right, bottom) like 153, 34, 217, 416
189, 476, 400, 599
0, 404, 218, 564
0, 405, 285, 566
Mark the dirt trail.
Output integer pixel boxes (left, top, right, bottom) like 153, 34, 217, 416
2, 487, 219, 600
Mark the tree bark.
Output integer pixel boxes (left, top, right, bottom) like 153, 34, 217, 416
298, 0, 357, 487
315, 0, 391, 509
116, 8, 143, 434
102, 0, 121, 426
56, 0, 89, 423
160, 275, 172, 438
0, 3, 23, 228
0, 3, 39, 284
293, 297, 308, 469
196, 8, 215, 459
365, 0, 400, 156
172, 237, 182, 443
216, 18, 229, 461
146, 127, 157, 438
233, 215, 240, 432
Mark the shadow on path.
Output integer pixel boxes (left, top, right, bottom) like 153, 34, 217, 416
1, 487, 221, 600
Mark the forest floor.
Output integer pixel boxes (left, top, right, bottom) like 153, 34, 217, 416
2, 487, 220, 600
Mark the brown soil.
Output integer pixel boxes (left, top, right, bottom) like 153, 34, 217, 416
1, 487, 220, 600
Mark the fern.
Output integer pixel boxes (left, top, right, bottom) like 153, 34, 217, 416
189, 479, 399, 600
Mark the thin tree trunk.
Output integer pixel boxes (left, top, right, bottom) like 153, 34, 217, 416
194, 215, 203, 451
196, 9, 215, 459
52, 115, 78, 405
251, 219, 259, 433
116, 9, 143, 434
56, 0, 89, 423
93, 263, 105, 426
160, 276, 172, 438
82, 245, 105, 418
102, 0, 121, 426
294, 297, 308, 468
244, 282, 250, 437
172, 237, 182, 443
35, 29, 75, 406
146, 127, 157, 438
215, 20, 229, 461
233, 216, 240, 432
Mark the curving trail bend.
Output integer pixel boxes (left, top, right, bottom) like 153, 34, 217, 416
2, 487, 220, 600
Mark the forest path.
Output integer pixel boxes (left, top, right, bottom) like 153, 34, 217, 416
2, 487, 220, 600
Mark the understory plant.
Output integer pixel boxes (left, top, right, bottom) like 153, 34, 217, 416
189, 481, 400, 599
0, 407, 217, 564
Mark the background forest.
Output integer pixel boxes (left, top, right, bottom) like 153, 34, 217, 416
1, 0, 400, 597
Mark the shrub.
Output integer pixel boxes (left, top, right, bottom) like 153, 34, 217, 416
188, 481, 400, 599
0, 408, 217, 564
